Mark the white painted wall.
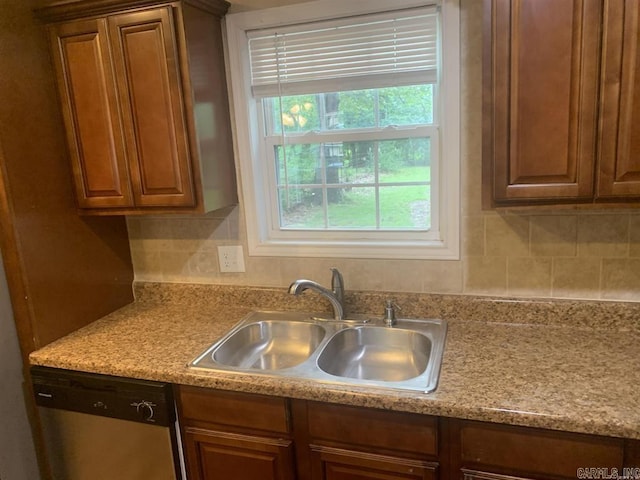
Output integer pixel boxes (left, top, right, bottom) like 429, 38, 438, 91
0, 253, 40, 479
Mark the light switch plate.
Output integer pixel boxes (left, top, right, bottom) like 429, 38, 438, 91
217, 245, 246, 273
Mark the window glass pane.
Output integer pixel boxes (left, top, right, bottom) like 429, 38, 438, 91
268, 94, 320, 134
337, 90, 376, 129
327, 187, 376, 228
278, 187, 325, 228
275, 144, 320, 185
378, 138, 431, 183
342, 141, 375, 185
379, 85, 433, 126
380, 185, 430, 230
265, 85, 433, 135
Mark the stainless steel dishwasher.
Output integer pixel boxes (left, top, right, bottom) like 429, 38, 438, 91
31, 366, 183, 480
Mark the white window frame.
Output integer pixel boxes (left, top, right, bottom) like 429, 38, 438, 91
225, 0, 460, 259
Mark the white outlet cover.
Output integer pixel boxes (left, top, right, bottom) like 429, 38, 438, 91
217, 245, 246, 273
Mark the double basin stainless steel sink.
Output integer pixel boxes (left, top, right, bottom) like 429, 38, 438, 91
189, 311, 447, 393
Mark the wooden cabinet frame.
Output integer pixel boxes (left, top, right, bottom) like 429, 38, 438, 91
37, 0, 237, 215
484, 0, 640, 207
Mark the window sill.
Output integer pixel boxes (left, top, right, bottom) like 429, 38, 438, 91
247, 237, 460, 260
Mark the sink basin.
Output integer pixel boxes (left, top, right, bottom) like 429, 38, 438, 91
317, 327, 431, 381
213, 320, 325, 370
190, 311, 447, 393
192, 312, 327, 371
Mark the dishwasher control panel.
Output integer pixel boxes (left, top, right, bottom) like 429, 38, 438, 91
31, 366, 175, 427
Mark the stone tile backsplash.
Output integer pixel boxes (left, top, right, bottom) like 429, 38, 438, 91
128, 210, 640, 302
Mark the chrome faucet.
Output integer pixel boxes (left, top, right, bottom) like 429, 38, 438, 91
288, 268, 345, 321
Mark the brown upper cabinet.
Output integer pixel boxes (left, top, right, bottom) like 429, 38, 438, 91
36, 0, 237, 215
483, 0, 640, 207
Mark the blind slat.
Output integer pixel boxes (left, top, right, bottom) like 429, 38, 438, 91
248, 6, 439, 96
249, 23, 437, 48
251, 53, 438, 76
251, 36, 438, 57
252, 70, 437, 98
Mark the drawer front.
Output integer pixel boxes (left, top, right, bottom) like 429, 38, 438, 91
178, 386, 290, 435
460, 421, 624, 478
626, 439, 640, 466
305, 401, 438, 457
310, 445, 438, 480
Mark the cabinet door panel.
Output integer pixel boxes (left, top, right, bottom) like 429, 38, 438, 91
108, 8, 195, 207
50, 19, 132, 208
598, 0, 640, 198
485, 0, 601, 203
184, 427, 295, 480
310, 445, 438, 480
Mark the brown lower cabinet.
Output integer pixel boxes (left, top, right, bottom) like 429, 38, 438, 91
177, 386, 639, 480
296, 400, 440, 480
177, 386, 295, 480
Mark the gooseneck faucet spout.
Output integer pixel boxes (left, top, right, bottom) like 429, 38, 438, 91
330, 267, 344, 307
288, 268, 345, 321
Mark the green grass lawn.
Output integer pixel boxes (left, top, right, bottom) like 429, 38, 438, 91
281, 166, 431, 229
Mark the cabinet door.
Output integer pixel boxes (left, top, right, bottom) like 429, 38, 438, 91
108, 7, 196, 208
183, 427, 295, 480
310, 445, 438, 480
484, 0, 602, 204
49, 18, 133, 208
598, 0, 640, 199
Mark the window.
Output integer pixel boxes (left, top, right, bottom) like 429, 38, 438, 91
225, 0, 460, 259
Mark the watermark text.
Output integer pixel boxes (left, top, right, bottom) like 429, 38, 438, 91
577, 468, 640, 480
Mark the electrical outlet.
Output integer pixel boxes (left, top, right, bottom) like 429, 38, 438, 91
217, 245, 245, 273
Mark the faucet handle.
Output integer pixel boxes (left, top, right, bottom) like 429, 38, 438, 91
385, 299, 401, 310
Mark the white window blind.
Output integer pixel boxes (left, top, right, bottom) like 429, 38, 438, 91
248, 6, 439, 97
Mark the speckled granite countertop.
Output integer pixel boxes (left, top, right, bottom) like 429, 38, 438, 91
30, 283, 640, 440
